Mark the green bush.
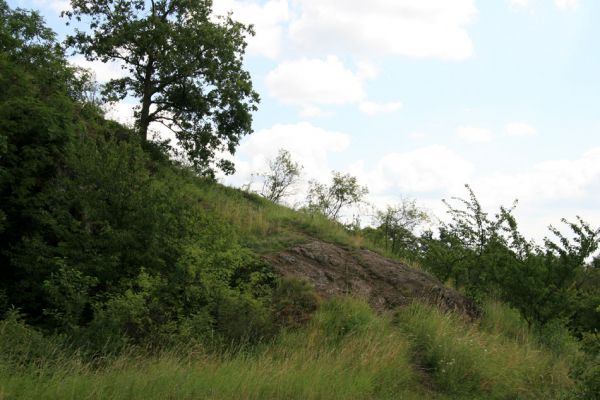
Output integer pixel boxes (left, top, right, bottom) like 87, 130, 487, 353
272, 277, 319, 328
0, 310, 66, 369
535, 319, 581, 360
573, 332, 600, 399
214, 290, 275, 345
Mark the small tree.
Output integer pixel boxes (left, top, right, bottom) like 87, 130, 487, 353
306, 172, 368, 221
375, 199, 428, 256
64, 0, 260, 176
259, 149, 302, 203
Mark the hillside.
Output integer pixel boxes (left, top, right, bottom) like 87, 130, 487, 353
0, 175, 585, 399
1, 2, 598, 398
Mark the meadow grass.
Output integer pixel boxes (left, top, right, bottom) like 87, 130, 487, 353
395, 302, 574, 399
0, 298, 578, 400
189, 180, 385, 255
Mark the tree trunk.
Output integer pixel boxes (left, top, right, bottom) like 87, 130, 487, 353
138, 56, 154, 141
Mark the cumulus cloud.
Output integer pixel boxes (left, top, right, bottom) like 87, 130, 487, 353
409, 132, 428, 140
476, 147, 600, 205
348, 145, 474, 194
103, 101, 136, 126
505, 122, 537, 137
359, 101, 403, 116
266, 56, 403, 116
69, 56, 127, 83
300, 106, 332, 118
288, 0, 477, 60
456, 126, 493, 143
507, 0, 531, 9
265, 56, 366, 105
226, 122, 351, 190
212, 0, 289, 59
356, 61, 379, 80
555, 0, 579, 10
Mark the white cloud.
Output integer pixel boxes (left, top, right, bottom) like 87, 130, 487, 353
507, 0, 531, 9
505, 122, 537, 137
356, 61, 379, 80
212, 0, 289, 59
226, 122, 351, 190
456, 126, 493, 143
69, 56, 126, 83
555, 0, 579, 10
409, 131, 428, 140
288, 0, 477, 60
265, 56, 365, 105
476, 147, 600, 204
300, 105, 332, 118
348, 145, 474, 194
103, 101, 136, 126
359, 101, 403, 116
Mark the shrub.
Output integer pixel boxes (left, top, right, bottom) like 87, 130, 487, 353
214, 290, 275, 345
0, 310, 66, 368
272, 277, 319, 329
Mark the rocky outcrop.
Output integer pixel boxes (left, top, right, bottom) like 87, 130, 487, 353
264, 240, 480, 318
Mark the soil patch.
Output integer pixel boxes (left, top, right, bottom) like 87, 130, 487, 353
264, 240, 480, 318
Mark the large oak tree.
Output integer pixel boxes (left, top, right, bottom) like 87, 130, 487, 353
64, 0, 259, 176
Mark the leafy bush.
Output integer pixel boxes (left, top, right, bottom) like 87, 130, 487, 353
272, 277, 319, 329
0, 310, 67, 369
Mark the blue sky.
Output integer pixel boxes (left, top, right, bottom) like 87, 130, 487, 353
12, 0, 600, 241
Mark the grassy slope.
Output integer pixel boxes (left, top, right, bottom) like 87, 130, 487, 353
189, 179, 381, 255
0, 180, 578, 399
0, 298, 574, 399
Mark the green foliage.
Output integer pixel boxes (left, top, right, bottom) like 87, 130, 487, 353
576, 332, 600, 399
1, 299, 581, 400
0, 1, 95, 321
306, 171, 368, 221
365, 199, 429, 261
312, 297, 380, 343
0, 1, 275, 351
479, 301, 530, 344
64, 0, 260, 176
43, 262, 99, 330
0, 310, 70, 369
395, 303, 573, 399
272, 277, 319, 329
0, 4, 597, 398
258, 148, 303, 203
422, 185, 600, 333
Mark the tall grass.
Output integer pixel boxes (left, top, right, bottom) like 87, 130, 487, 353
0, 298, 578, 400
0, 299, 419, 399
189, 180, 375, 254
395, 302, 574, 399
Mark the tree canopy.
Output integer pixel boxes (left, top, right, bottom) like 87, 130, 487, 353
259, 149, 303, 204
64, 0, 260, 176
307, 172, 368, 221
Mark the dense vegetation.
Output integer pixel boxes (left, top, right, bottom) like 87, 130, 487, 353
0, 1, 598, 398
0, 298, 582, 399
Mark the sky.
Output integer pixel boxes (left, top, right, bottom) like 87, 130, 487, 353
11, 0, 600, 242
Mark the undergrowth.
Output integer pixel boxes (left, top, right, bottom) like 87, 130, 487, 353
0, 298, 579, 400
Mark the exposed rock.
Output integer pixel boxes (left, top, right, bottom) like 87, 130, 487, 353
264, 240, 480, 318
